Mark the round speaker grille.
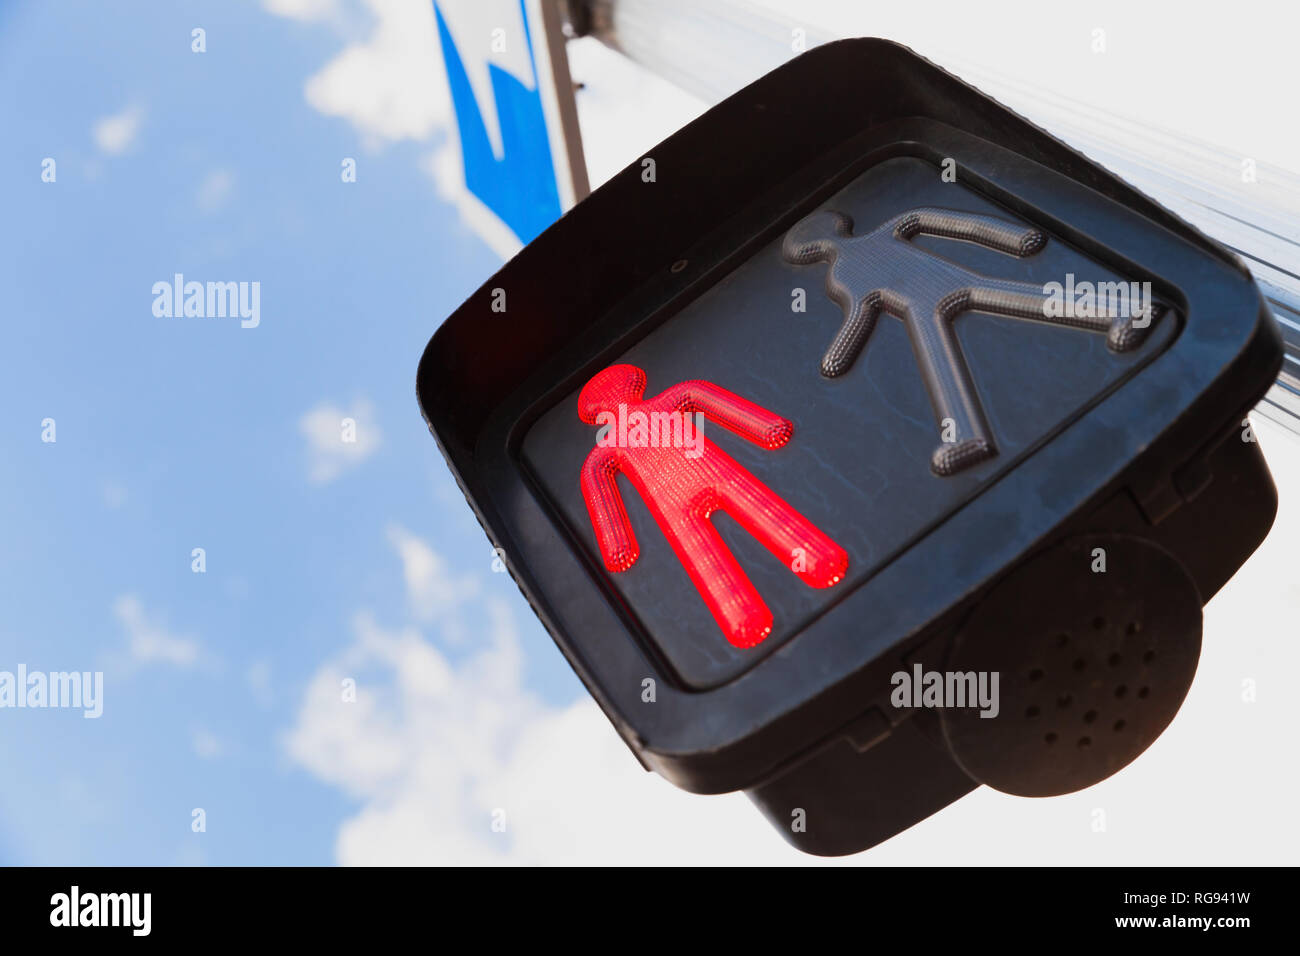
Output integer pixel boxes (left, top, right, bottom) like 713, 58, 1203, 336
940, 534, 1202, 797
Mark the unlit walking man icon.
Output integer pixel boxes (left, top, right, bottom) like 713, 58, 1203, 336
578, 364, 848, 648
784, 206, 1156, 476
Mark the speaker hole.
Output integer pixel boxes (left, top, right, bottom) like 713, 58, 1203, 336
1143, 650, 1156, 664
1092, 616, 1106, 630
1029, 667, 1044, 681
1138, 686, 1150, 699
1114, 719, 1126, 732
1073, 658, 1087, 672
1078, 736, 1092, 749
1055, 632, 1069, 648
1045, 732, 1058, 745
1083, 710, 1097, 724
1127, 621, 1142, 636
1057, 694, 1072, 709
1108, 653, 1122, 667
1115, 685, 1127, 699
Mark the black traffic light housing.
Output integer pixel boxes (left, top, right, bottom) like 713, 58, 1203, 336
417, 39, 1283, 855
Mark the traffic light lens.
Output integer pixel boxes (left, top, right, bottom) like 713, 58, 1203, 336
520, 157, 1172, 689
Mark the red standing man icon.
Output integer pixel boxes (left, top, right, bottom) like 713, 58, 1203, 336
578, 364, 848, 648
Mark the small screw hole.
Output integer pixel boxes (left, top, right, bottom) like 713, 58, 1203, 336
670, 259, 688, 273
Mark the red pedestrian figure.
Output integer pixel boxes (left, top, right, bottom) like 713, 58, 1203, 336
578, 364, 848, 648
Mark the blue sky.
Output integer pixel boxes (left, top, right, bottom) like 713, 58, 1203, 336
0, 0, 586, 865
2, 0, 1298, 866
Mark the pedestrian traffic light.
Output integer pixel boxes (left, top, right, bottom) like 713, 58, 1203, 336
416, 38, 1282, 855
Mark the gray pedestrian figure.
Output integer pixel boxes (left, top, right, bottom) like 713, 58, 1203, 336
784, 206, 1155, 476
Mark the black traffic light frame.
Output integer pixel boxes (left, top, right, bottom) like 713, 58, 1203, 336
417, 38, 1282, 852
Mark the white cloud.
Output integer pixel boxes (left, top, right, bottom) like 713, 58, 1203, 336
112, 595, 201, 668
196, 169, 234, 212
92, 105, 145, 155
299, 398, 381, 484
284, 598, 798, 865
278, 517, 837, 863
262, 0, 338, 21
265, 0, 705, 262
268, 0, 524, 257
284, 0, 451, 149
386, 524, 479, 622
281, 530, 801, 864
